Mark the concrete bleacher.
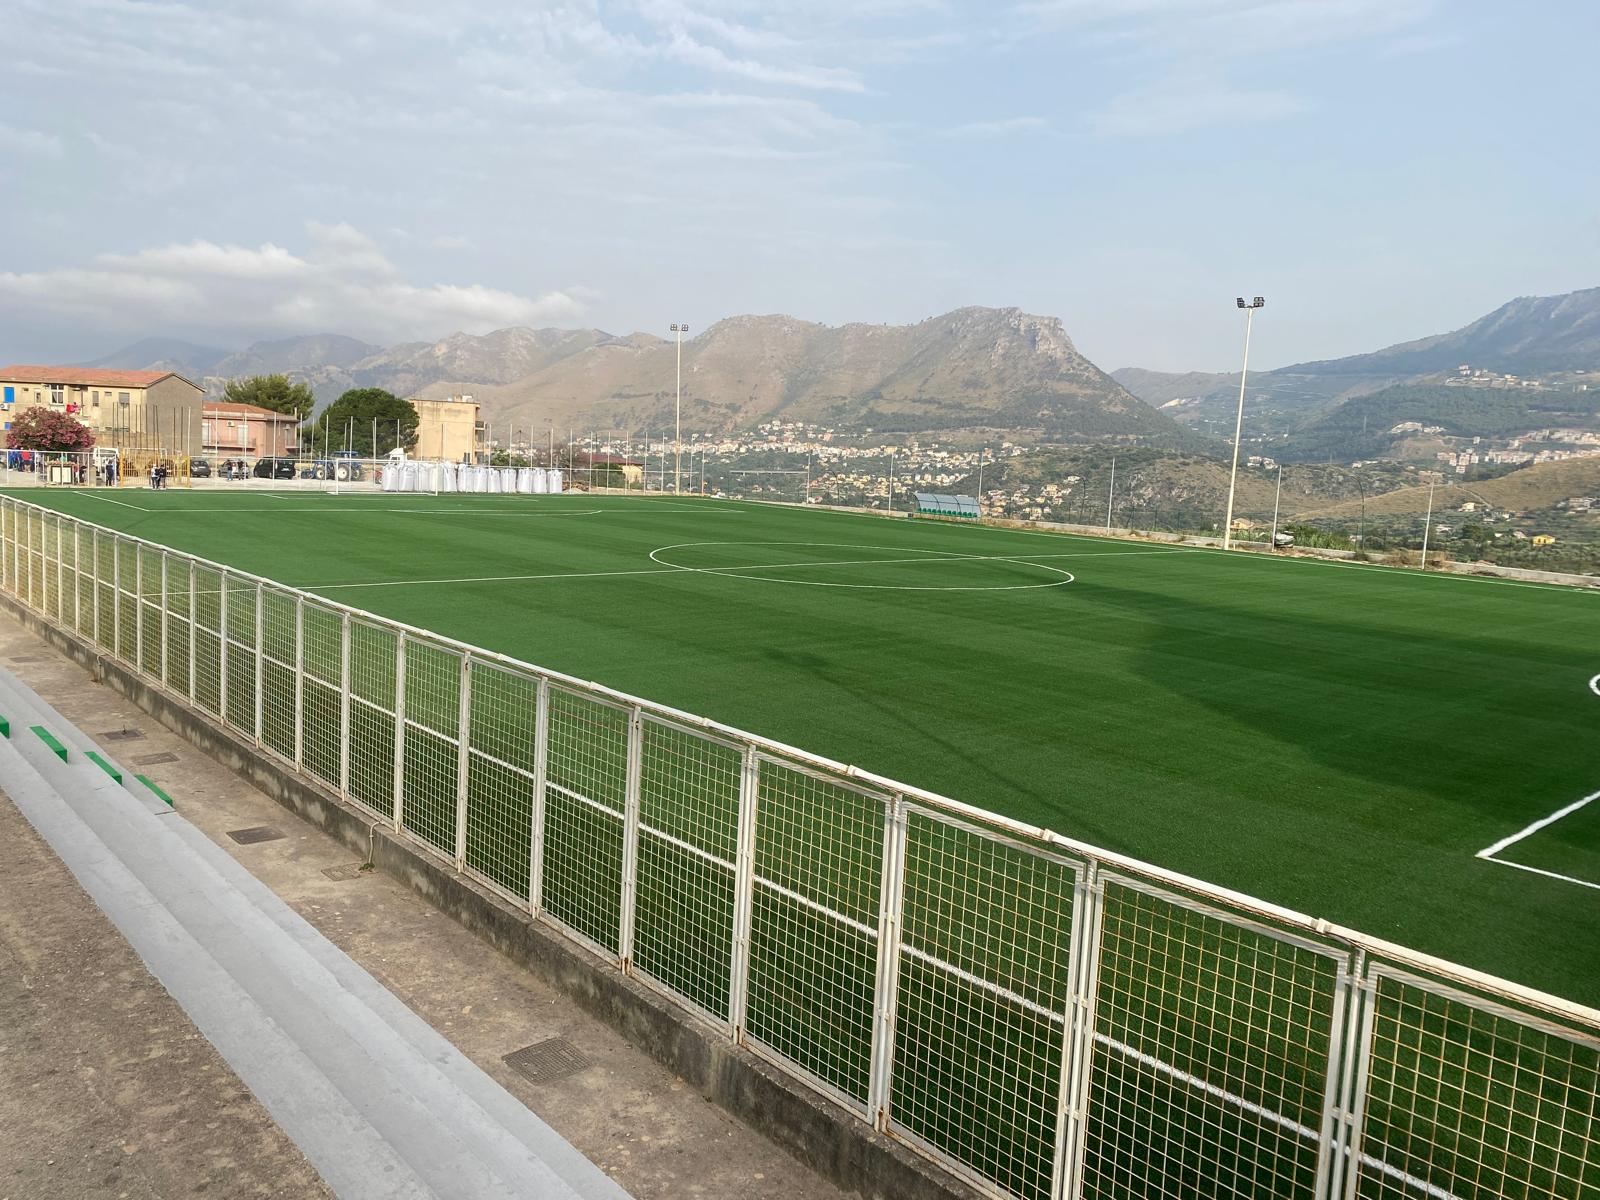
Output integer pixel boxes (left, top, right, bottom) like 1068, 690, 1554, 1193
0, 666, 632, 1200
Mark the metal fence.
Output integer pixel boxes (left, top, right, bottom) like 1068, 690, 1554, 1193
0, 492, 1595, 1200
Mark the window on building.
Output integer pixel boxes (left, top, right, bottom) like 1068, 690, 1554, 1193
119, 392, 131, 406
92, 391, 101, 407
47, 385, 65, 405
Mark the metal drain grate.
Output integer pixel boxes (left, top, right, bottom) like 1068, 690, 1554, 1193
226, 826, 285, 845
321, 862, 368, 881
99, 728, 145, 742
503, 1038, 591, 1085
133, 751, 180, 766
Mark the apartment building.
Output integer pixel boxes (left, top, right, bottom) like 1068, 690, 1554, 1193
0, 365, 204, 452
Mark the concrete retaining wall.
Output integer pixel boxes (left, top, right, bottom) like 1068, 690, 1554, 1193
3, 594, 984, 1200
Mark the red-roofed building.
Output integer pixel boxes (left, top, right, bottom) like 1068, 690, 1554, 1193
201, 401, 299, 458
0, 365, 204, 452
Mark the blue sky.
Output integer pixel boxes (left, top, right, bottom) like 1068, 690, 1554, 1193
2, 0, 1596, 371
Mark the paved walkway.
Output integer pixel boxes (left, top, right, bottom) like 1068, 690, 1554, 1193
0, 613, 846, 1200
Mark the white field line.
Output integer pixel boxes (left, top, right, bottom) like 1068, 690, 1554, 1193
1590, 673, 1600, 697
1478, 857, 1600, 894
1477, 790, 1600, 859
78, 493, 152, 512
296, 546, 1141, 592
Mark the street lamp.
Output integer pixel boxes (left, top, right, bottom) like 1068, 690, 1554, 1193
670, 323, 688, 493
1222, 296, 1265, 551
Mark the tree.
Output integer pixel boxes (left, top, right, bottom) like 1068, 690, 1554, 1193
7, 408, 94, 452
223, 374, 315, 422
306, 388, 418, 457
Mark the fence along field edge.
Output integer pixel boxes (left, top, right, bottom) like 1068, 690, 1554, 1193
1, 493, 1596, 1200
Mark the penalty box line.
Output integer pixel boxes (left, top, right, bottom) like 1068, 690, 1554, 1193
1476, 789, 1600, 893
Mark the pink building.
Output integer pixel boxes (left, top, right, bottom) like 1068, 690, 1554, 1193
201, 402, 298, 460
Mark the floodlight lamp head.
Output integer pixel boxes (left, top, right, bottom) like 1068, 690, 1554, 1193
1236, 298, 1246, 308
1253, 296, 1265, 308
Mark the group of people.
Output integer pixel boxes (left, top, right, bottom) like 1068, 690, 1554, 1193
146, 461, 170, 489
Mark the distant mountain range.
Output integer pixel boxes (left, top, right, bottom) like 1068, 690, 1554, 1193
1113, 287, 1600, 440
77, 286, 1600, 456
81, 308, 1199, 448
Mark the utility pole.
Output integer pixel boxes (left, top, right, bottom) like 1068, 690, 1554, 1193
1420, 481, 1437, 569
1106, 456, 1116, 532
1223, 296, 1266, 550
976, 447, 986, 514
670, 323, 688, 493
1270, 463, 1283, 549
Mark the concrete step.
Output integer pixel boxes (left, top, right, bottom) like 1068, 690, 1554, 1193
0, 667, 632, 1200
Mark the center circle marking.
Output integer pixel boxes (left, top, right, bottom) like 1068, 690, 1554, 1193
648, 541, 1075, 592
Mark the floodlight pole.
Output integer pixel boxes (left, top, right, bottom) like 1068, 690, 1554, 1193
1420, 481, 1437, 568
976, 447, 986, 514
1223, 296, 1265, 550
886, 452, 895, 516
670, 323, 687, 494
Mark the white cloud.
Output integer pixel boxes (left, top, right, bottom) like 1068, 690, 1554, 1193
0, 223, 586, 343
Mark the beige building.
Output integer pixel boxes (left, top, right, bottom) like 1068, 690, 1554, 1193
0, 365, 204, 453
410, 394, 485, 463
202, 401, 299, 460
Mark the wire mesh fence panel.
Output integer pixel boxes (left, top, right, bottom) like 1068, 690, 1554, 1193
164, 557, 191, 695
400, 639, 462, 855
300, 602, 344, 792
94, 531, 116, 652
1351, 966, 1600, 1200
258, 586, 298, 760
40, 514, 59, 620
541, 686, 629, 954
746, 755, 887, 1112
463, 659, 539, 901
191, 563, 223, 717
222, 574, 258, 735
348, 620, 398, 819
74, 525, 95, 639
27, 509, 43, 611
632, 717, 742, 1023
892, 807, 1081, 1200
1079, 877, 1344, 1200
138, 544, 164, 678
115, 538, 138, 660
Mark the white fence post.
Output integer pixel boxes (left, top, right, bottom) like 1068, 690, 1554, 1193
253, 581, 264, 745
113, 538, 123, 659
293, 595, 305, 769
866, 794, 908, 1131
218, 571, 229, 721
727, 744, 759, 1040
1325, 952, 1376, 1200
528, 675, 549, 914
617, 705, 643, 971
392, 632, 407, 833
188, 561, 196, 702
160, 550, 169, 684
1056, 862, 1107, 1200
93, 529, 102, 646
454, 653, 471, 870
134, 541, 143, 668
338, 612, 352, 798
73, 523, 81, 632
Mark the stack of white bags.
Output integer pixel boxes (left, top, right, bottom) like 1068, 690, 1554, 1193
381, 462, 564, 494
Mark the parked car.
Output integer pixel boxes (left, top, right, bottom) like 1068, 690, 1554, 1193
1272, 531, 1296, 549
190, 459, 212, 478
217, 458, 250, 480
252, 457, 297, 480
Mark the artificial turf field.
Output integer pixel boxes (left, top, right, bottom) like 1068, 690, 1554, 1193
13, 486, 1599, 1006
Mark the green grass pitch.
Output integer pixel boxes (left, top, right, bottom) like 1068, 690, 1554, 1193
14, 486, 1599, 1007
